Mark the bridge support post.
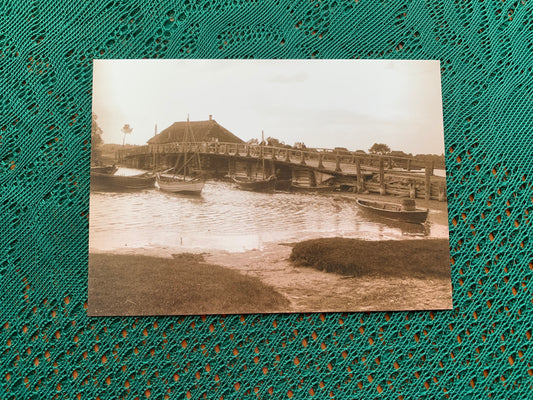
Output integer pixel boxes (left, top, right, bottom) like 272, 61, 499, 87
425, 163, 431, 200
246, 145, 251, 157
300, 151, 306, 165
224, 144, 229, 155
407, 158, 411, 171
356, 158, 364, 193
409, 181, 416, 199
271, 149, 276, 161
285, 149, 291, 163
335, 156, 342, 172
234, 144, 240, 157
318, 153, 324, 169
388, 157, 393, 169
438, 183, 446, 202
379, 157, 386, 195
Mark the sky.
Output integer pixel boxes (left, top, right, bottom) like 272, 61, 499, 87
92, 59, 445, 155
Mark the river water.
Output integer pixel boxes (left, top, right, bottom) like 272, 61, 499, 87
89, 169, 449, 254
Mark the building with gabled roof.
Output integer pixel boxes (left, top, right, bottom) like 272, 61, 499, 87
148, 115, 244, 145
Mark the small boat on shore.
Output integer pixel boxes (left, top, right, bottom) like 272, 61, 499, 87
232, 175, 276, 192
355, 198, 428, 224
90, 165, 118, 175
90, 171, 156, 191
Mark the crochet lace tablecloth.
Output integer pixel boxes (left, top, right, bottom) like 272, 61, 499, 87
2, 1, 532, 398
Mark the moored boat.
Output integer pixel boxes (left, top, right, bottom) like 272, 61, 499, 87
291, 182, 336, 193
232, 130, 277, 193
156, 115, 206, 194
157, 174, 205, 194
355, 198, 428, 224
232, 175, 276, 192
290, 168, 336, 192
90, 171, 156, 191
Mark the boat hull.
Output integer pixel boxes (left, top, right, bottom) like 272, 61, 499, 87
90, 172, 156, 191
232, 176, 276, 192
157, 176, 205, 194
291, 183, 336, 193
356, 199, 428, 224
90, 165, 118, 175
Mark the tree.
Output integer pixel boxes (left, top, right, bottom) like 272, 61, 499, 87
266, 137, 283, 147
91, 113, 103, 165
369, 143, 391, 155
121, 124, 133, 146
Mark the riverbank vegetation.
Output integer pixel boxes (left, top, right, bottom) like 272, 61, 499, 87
290, 238, 450, 279
89, 253, 289, 315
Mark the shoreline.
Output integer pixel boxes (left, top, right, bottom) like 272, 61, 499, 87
89, 236, 452, 314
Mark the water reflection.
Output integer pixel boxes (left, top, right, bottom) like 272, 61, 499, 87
89, 178, 448, 253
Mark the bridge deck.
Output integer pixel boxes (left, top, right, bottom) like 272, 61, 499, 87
119, 142, 446, 182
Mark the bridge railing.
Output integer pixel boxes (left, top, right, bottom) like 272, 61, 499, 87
117, 142, 443, 172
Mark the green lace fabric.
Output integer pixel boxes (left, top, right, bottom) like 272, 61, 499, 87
1, 1, 532, 398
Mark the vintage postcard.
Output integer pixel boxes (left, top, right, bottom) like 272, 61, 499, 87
88, 59, 451, 315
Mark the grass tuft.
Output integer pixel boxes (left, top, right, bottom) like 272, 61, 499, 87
290, 238, 450, 279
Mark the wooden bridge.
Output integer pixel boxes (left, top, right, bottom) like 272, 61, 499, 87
118, 142, 447, 201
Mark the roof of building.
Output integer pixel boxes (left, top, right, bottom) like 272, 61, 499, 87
147, 119, 244, 145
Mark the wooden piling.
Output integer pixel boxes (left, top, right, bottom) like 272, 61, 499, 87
335, 156, 342, 172
407, 158, 411, 171
300, 151, 306, 165
438, 183, 446, 202
379, 157, 386, 195
285, 149, 291, 163
425, 163, 431, 201
318, 153, 324, 169
356, 158, 364, 193
409, 181, 416, 199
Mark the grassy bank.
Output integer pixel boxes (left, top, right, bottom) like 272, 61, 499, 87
89, 253, 289, 315
290, 238, 450, 279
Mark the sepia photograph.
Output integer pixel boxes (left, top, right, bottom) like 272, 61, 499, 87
88, 59, 451, 316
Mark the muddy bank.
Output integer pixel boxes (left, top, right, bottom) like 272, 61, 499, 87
205, 241, 452, 313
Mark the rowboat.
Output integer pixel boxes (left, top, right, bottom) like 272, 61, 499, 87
232, 175, 276, 192
90, 165, 118, 175
355, 198, 428, 224
90, 172, 156, 191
